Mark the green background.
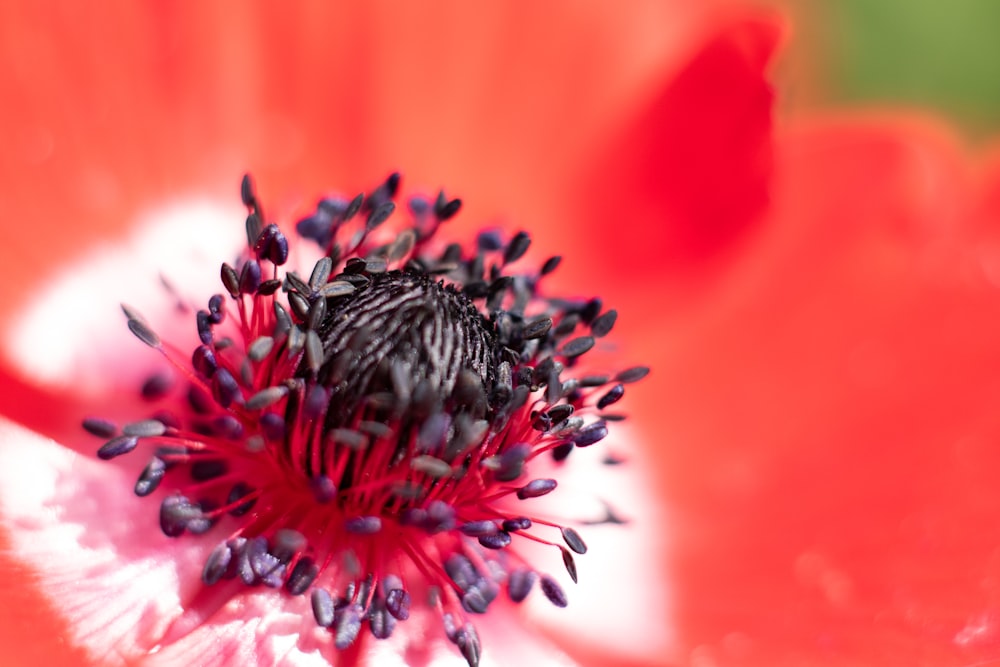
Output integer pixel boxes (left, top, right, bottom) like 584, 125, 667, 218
819, 0, 1000, 137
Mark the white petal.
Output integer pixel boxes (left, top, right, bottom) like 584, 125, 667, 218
4, 199, 243, 395
0, 416, 197, 665
0, 417, 339, 666
0, 418, 587, 666
516, 424, 674, 662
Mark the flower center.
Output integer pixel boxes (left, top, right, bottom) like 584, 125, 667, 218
83, 173, 648, 667
316, 270, 497, 431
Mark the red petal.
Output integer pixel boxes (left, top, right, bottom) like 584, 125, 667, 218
0, 2, 726, 333
0, 533, 90, 667
641, 115, 1000, 665
564, 14, 784, 305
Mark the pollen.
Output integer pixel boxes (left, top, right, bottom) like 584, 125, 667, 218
83, 173, 648, 666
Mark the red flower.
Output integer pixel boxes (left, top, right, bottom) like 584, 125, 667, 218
5, 3, 1000, 667
0, 3, 730, 665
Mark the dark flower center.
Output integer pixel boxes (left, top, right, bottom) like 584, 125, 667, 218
316, 270, 498, 431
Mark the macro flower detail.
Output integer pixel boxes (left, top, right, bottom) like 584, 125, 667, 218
81, 173, 647, 666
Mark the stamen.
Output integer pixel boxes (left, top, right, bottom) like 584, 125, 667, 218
84, 172, 647, 665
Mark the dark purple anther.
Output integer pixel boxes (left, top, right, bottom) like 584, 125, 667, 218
580, 297, 602, 323
122, 419, 167, 438
202, 541, 233, 585
461, 587, 490, 615
254, 224, 289, 266
453, 624, 482, 667
207, 293, 225, 323
368, 601, 396, 640
494, 442, 531, 482
345, 516, 382, 535
240, 173, 257, 208
97, 435, 138, 460
517, 478, 557, 500
615, 365, 650, 384
521, 317, 552, 341
540, 575, 568, 608
342, 192, 364, 222
311, 588, 335, 628
302, 384, 328, 421
476, 229, 503, 251
417, 412, 450, 453
310, 475, 337, 503
239, 259, 261, 294
478, 531, 511, 550
435, 196, 462, 221
459, 520, 498, 537
366, 201, 395, 231
503, 231, 531, 265
141, 373, 173, 400
561, 527, 588, 555
317, 196, 347, 218
248, 536, 284, 587
296, 215, 333, 246
245, 212, 262, 248
507, 568, 537, 603
134, 456, 166, 497
192, 344, 217, 378
385, 588, 410, 621
211, 368, 240, 408
386, 587, 411, 620
210, 414, 243, 439
551, 441, 574, 461
540, 255, 562, 275
226, 482, 256, 516
220, 263, 240, 298
268, 227, 290, 266
573, 421, 608, 447
560, 335, 595, 358
597, 383, 625, 409
259, 412, 285, 441
590, 309, 618, 337
185, 500, 216, 535
545, 404, 574, 425
235, 539, 256, 585
445, 554, 477, 591
334, 604, 362, 650
408, 194, 430, 217
127, 318, 160, 348
502, 517, 532, 532
399, 507, 427, 527
272, 529, 306, 562
424, 500, 457, 533
561, 546, 578, 583
82, 417, 117, 438
285, 557, 319, 595
159, 495, 201, 537
257, 279, 281, 296
196, 310, 213, 344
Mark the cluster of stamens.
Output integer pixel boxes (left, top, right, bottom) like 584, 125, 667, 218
83, 173, 647, 666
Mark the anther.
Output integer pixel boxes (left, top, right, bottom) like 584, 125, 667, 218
97, 435, 139, 460
561, 527, 588, 554
517, 478, 557, 500
540, 575, 568, 608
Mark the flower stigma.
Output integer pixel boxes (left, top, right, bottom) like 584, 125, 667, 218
82, 173, 649, 666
